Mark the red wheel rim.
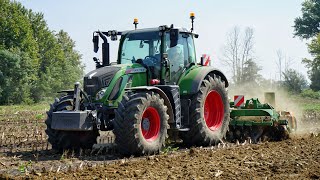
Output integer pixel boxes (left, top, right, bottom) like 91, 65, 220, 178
141, 107, 160, 141
204, 90, 224, 131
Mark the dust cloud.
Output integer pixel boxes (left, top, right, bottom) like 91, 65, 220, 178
227, 82, 319, 134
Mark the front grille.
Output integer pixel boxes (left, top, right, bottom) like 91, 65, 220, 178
83, 66, 120, 97
84, 77, 99, 97
101, 71, 114, 87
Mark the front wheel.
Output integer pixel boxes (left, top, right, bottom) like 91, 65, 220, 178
113, 91, 169, 156
181, 75, 230, 146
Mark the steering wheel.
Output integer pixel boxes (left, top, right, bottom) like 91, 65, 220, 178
143, 55, 159, 67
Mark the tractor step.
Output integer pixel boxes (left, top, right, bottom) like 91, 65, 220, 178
177, 128, 190, 131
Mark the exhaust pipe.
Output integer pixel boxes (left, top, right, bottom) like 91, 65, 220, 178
264, 92, 275, 108
93, 31, 110, 67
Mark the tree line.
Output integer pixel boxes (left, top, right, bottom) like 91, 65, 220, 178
0, 0, 318, 105
221, 26, 307, 94
0, 0, 83, 105
294, 0, 320, 92
221, 0, 320, 96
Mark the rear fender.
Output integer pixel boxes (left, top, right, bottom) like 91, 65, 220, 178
179, 66, 229, 95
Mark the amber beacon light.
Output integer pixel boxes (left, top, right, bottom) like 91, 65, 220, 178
190, 12, 195, 32
190, 12, 195, 19
133, 18, 139, 30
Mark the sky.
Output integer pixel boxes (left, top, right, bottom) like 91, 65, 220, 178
18, 0, 311, 81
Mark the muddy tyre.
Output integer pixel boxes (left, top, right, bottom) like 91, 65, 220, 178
113, 91, 169, 156
45, 95, 99, 152
182, 75, 230, 146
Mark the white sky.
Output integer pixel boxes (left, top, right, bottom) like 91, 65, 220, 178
18, 0, 311, 81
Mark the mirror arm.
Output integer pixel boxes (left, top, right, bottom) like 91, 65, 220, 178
97, 31, 108, 43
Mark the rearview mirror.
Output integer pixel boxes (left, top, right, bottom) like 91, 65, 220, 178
170, 29, 179, 48
93, 35, 99, 53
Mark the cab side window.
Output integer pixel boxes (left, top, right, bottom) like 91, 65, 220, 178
165, 33, 196, 83
187, 35, 196, 64
166, 34, 189, 73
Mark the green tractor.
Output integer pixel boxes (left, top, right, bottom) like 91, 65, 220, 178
45, 14, 230, 156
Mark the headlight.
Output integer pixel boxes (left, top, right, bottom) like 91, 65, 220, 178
95, 88, 107, 100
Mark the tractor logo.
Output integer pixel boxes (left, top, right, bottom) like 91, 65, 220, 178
125, 67, 147, 74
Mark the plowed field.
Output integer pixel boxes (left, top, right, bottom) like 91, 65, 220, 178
0, 110, 319, 179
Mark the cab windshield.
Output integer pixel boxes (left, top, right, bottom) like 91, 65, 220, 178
119, 30, 161, 64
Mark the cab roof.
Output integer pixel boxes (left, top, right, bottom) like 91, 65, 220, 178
121, 27, 191, 36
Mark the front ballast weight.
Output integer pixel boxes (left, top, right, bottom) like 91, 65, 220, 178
51, 82, 99, 131
51, 110, 96, 131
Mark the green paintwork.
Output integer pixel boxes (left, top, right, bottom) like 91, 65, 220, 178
129, 63, 148, 87
231, 109, 276, 117
93, 63, 147, 107
93, 61, 208, 109
230, 120, 273, 126
178, 65, 202, 94
229, 98, 283, 127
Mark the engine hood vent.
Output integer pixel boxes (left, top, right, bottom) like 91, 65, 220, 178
84, 66, 121, 97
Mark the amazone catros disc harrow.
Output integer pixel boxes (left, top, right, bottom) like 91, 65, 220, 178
226, 93, 297, 143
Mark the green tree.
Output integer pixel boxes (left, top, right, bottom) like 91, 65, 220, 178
294, 0, 320, 39
241, 59, 262, 84
294, 0, 320, 91
56, 30, 84, 86
309, 68, 320, 90
302, 34, 320, 91
27, 11, 65, 101
282, 69, 308, 93
0, 49, 33, 104
0, 0, 84, 104
0, 0, 39, 63
0, 0, 39, 104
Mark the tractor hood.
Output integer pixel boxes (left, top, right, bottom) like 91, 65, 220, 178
84, 66, 121, 97
83, 63, 148, 99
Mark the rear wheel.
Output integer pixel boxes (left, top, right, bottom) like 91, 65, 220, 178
45, 95, 99, 152
113, 91, 169, 156
182, 75, 230, 146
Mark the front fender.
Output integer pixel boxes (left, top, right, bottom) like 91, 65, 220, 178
126, 86, 174, 124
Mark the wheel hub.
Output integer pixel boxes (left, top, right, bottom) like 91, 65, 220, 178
142, 118, 150, 131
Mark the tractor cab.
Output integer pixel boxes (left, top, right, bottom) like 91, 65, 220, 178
92, 25, 198, 86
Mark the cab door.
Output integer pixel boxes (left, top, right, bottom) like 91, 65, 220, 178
164, 33, 190, 84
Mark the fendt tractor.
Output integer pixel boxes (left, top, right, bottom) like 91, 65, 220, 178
45, 13, 230, 155
227, 93, 297, 143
